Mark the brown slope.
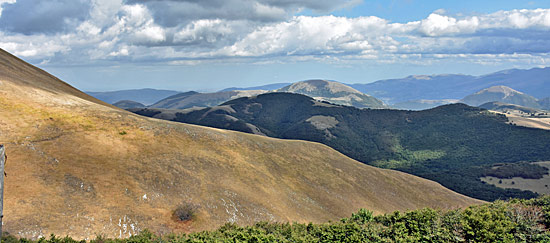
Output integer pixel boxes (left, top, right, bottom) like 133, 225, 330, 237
0, 48, 482, 240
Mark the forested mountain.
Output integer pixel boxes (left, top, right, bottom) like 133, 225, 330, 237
131, 92, 550, 201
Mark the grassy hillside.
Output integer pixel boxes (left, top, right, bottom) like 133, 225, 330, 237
132, 93, 550, 201
0, 49, 481, 240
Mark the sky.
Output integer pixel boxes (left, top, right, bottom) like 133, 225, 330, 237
1, 0, 550, 92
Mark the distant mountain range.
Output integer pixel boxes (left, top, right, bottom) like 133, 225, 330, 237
392, 99, 459, 111
348, 67, 550, 104
86, 88, 180, 105
130, 92, 550, 201
149, 90, 268, 109
220, 83, 291, 92
87, 67, 550, 111
123, 80, 387, 110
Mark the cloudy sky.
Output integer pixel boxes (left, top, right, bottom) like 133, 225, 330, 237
1, 0, 550, 91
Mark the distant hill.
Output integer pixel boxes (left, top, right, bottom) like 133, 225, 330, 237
392, 99, 459, 110
86, 88, 180, 105
277, 80, 387, 109
479, 101, 541, 114
113, 100, 146, 109
349, 67, 550, 104
0, 48, 481, 239
150, 90, 267, 109
461, 86, 541, 108
220, 83, 291, 92
131, 92, 550, 201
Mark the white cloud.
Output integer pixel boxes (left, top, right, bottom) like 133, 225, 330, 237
173, 19, 239, 46
0, 3, 549, 67
0, 34, 71, 58
418, 13, 479, 36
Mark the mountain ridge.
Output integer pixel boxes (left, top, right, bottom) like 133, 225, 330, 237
150, 90, 268, 109
87, 88, 180, 105
349, 67, 550, 104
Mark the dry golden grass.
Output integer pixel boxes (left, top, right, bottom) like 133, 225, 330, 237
481, 162, 550, 194
0, 49, 482, 240
491, 111, 550, 130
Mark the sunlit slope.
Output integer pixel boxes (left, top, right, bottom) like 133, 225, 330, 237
0, 49, 481, 239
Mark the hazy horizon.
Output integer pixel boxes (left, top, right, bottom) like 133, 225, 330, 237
79, 65, 549, 93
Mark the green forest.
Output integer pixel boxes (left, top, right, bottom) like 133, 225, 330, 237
5, 196, 550, 242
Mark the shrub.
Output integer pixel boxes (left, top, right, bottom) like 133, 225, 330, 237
173, 204, 197, 222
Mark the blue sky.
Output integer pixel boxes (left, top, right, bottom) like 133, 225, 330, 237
1, 0, 549, 92
331, 0, 550, 22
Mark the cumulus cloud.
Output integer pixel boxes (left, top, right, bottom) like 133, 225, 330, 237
0, 1, 549, 67
124, 0, 360, 26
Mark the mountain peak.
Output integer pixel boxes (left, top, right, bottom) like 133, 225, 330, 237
478, 85, 524, 98
280, 79, 363, 94
277, 80, 386, 108
462, 85, 540, 108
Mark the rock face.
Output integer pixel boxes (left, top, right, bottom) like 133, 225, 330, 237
461, 85, 541, 108
277, 80, 387, 109
0, 48, 481, 240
